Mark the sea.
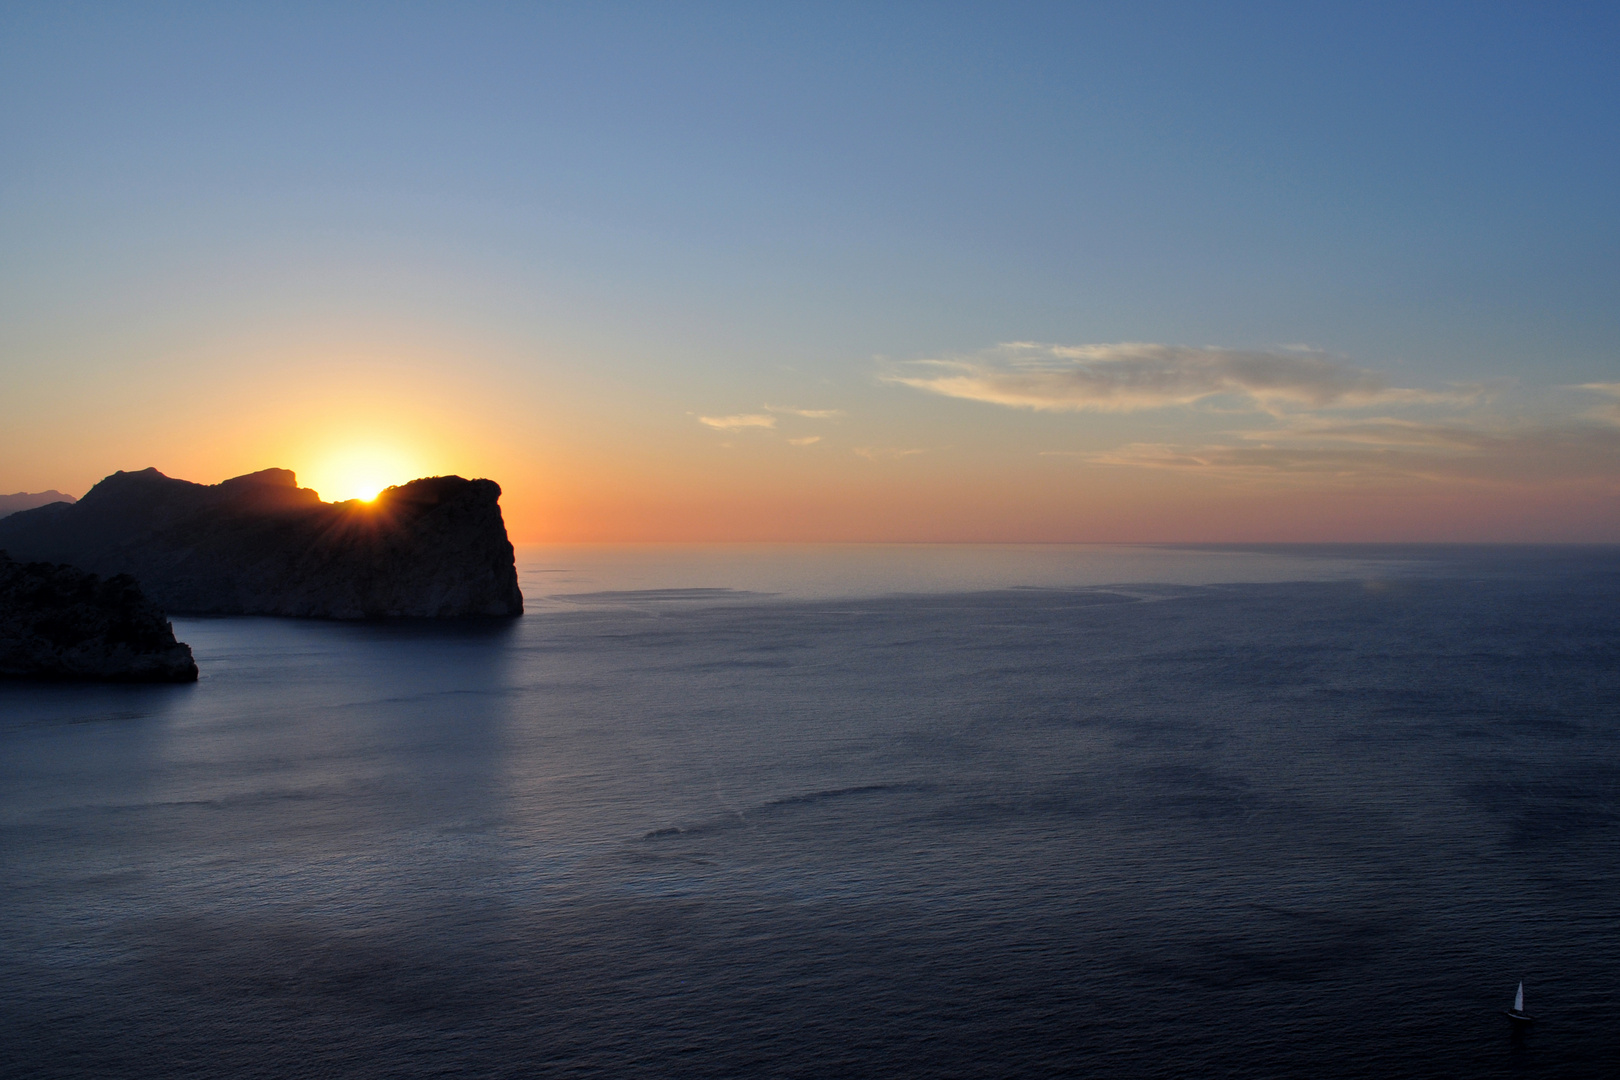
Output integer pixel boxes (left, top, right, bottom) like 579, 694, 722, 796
2, 544, 1617, 1078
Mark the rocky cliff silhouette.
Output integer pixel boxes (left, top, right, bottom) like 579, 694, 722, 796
1, 553, 198, 681
0, 468, 524, 619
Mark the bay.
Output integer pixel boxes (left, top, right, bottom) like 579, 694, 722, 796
2, 545, 1617, 1077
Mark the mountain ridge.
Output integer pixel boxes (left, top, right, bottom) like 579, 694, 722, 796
0, 490, 77, 519
0, 468, 523, 619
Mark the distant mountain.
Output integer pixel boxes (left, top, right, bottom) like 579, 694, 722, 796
0, 490, 76, 519
0, 467, 523, 619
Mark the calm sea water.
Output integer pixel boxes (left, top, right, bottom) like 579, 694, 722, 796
2, 544, 1617, 1078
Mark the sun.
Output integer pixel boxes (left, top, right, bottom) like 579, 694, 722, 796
304, 446, 423, 504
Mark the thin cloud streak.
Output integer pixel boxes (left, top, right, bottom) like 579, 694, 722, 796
854, 446, 926, 461
766, 405, 846, 420
1078, 420, 1620, 488
699, 413, 776, 432
1239, 417, 1500, 449
887, 342, 1452, 413
1577, 383, 1620, 425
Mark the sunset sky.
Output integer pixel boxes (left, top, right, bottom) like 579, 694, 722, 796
3, 3, 1618, 541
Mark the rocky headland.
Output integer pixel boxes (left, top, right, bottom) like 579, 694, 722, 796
0, 468, 524, 619
0, 553, 198, 682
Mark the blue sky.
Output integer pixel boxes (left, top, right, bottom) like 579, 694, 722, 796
3, 3, 1618, 539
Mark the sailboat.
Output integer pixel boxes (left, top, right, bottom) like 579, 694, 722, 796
1504, 981, 1535, 1023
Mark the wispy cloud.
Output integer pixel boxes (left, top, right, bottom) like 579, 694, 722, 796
700, 405, 843, 437
787, 435, 822, 446
1077, 419, 1620, 488
1240, 417, 1497, 449
854, 446, 926, 461
766, 405, 845, 420
1577, 383, 1620, 425
886, 342, 1450, 413
699, 413, 776, 432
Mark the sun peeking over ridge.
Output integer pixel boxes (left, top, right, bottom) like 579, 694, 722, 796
303, 446, 426, 504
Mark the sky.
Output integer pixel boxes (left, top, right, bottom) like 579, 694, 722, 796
3, 2, 1618, 541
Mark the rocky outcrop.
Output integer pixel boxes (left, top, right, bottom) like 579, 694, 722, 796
0, 553, 198, 682
0, 468, 524, 619
0, 491, 76, 519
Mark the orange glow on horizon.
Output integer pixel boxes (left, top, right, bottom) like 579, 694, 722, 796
4, 332, 1616, 544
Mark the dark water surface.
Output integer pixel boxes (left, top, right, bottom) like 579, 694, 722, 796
3, 545, 1617, 1078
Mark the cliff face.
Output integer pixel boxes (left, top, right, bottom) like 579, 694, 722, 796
0, 469, 524, 619
0, 553, 198, 682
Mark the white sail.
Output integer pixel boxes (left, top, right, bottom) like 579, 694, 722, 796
1514, 983, 1524, 1012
